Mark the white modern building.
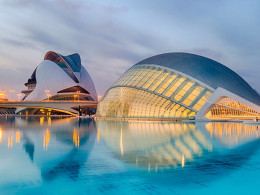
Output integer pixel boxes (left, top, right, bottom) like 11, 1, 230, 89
18, 51, 97, 115
97, 52, 260, 120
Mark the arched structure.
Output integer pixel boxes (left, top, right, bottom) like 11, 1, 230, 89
18, 51, 97, 115
97, 52, 260, 120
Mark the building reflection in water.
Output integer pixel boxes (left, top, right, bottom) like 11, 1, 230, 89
0, 117, 97, 181
97, 120, 260, 172
39, 118, 96, 181
0, 117, 259, 184
204, 122, 259, 146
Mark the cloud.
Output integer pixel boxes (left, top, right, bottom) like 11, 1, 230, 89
0, 0, 259, 96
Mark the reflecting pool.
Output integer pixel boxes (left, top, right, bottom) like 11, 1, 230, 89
0, 117, 260, 194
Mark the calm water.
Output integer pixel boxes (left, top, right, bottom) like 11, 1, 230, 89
0, 117, 260, 194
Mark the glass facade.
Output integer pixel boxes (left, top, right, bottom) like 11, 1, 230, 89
97, 65, 213, 119
205, 97, 260, 119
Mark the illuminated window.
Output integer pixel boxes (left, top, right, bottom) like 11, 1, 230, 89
193, 91, 212, 111
163, 77, 186, 97
155, 73, 178, 94
205, 97, 260, 119
148, 70, 170, 91
142, 68, 163, 89
97, 87, 194, 119
137, 67, 158, 87
182, 86, 204, 106
173, 80, 194, 101
97, 65, 216, 120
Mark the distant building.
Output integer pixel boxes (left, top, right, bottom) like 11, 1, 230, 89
97, 52, 260, 120
18, 51, 97, 115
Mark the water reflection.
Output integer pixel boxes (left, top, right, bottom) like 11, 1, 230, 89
97, 120, 260, 172
0, 117, 96, 183
0, 117, 260, 191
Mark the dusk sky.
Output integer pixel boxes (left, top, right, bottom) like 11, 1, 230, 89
0, 0, 259, 99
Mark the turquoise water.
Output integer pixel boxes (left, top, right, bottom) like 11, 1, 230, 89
0, 117, 260, 194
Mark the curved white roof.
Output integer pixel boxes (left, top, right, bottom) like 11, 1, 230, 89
24, 51, 97, 101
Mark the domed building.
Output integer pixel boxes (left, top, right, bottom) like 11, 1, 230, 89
97, 53, 260, 120
18, 51, 97, 115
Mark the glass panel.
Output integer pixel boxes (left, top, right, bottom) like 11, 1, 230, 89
163, 77, 186, 97
148, 70, 170, 91
155, 73, 178, 94
142, 68, 163, 89
132, 66, 152, 86
124, 66, 144, 86
192, 91, 212, 111
97, 87, 194, 119
182, 86, 204, 106
128, 67, 148, 86
137, 67, 158, 87
205, 97, 260, 119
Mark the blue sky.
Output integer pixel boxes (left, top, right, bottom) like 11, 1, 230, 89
0, 0, 259, 98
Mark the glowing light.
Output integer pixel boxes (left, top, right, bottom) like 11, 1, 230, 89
40, 117, 44, 125
17, 93, 22, 100
73, 129, 80, 148
8, 136, 13, 149
76, 91, 80, 100
0, 126, 2, 142
16, 131, 20, 143
43, 129, 50, 150
181, 154, 185, 167
45, 90, 51, 100
47, 117, 51, 125
97, 128, 100, 142
120, 129, 123, 156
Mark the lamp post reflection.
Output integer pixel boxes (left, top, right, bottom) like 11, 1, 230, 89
0, 125, 2, 142
43, 129, 50, 151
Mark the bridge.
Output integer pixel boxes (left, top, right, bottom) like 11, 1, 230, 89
0, 100, 98, 115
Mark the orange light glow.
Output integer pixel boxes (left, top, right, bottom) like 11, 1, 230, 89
17, 93, 22, 100
40, 117, 44, 125
181, 154, 185, 167
120, 129, 123, 156
8, 136, 13, 149
73, 129, 80, 148
43, 129, 50, 150
16, 131, 20, 143
0, 126, 2, 142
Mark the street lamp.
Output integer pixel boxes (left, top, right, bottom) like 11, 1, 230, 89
0, 93, 5, 101
45, 90, 50, 100
98, 95, 102, 101
17, 93, 22, 101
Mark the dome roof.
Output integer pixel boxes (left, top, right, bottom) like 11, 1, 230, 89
135, 52, 260, 106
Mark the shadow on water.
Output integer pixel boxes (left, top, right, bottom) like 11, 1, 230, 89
97, 120, 260, 185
